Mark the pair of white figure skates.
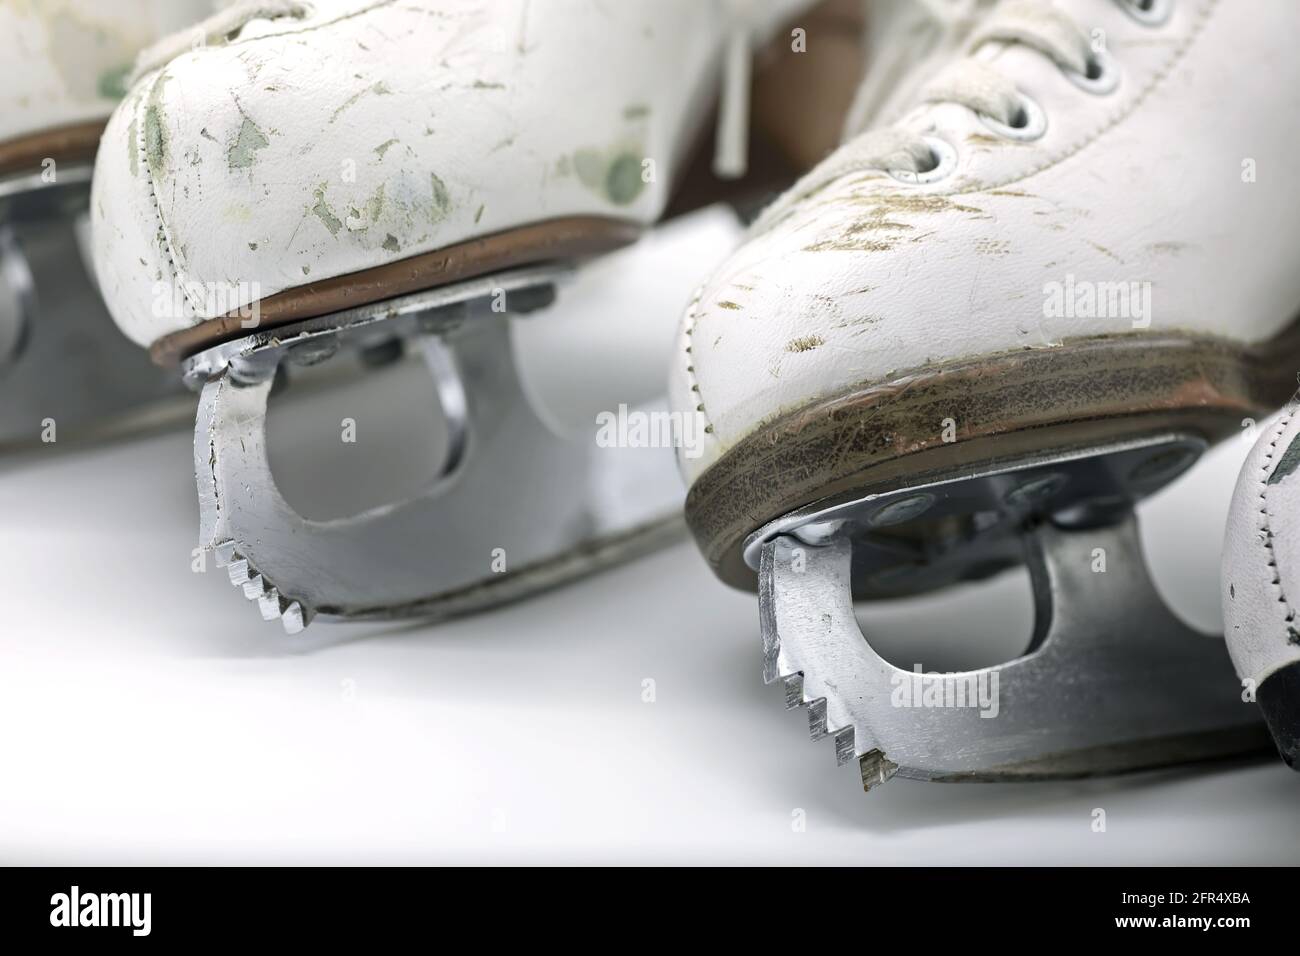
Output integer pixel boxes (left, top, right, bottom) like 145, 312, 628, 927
4, 0, 1298, 787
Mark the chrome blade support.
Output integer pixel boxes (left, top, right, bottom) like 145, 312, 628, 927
0, 171, 187, 453
184, 265, 684, 633
753, 435, 1268, 789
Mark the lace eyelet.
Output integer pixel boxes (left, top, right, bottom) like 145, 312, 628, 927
1117, 0, 1174, 27
1065, 49, 1121, 95
888, 136, 957, 185
978, 92, 1047, 141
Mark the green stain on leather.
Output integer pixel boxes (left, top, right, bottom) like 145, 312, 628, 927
228, 117, 269, 170
310, 185, 343, 236
430, 173, 451, 222
143, 75, 173, 181
144, 106, 167, 178
605, 153, 645, 205
98, 64, 131, 100
126, 117, 138, 178
573, 148, 644, 206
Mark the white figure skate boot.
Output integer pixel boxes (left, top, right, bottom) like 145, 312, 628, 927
1223, 401, 1300, 770
0, 0, 212, 452
91, 0, 832, 631
671, 0, 1300, 787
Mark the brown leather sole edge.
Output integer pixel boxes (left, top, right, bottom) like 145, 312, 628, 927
686, 325, 1300, 592
0, 120, 103, 179
149, 215, 643, 366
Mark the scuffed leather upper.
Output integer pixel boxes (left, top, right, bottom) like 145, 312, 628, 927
92, 0, 812, 347
671, 0, 1300, 484
1223, 404, 1300, 688
0, 0, 212, 148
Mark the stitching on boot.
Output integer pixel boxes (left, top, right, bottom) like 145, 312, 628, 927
969, 0, 1219, 195
138, 69, 201, 320
681, 290, 717, 438
1258, 410, 1298, 637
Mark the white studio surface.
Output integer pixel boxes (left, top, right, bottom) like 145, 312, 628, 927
1, 207, 1297, 864
1, 414, 1298, 864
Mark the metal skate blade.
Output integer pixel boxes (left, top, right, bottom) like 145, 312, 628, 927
0, 173, 189, 456
757, 436, 1270, 788
188, 265, 684, 632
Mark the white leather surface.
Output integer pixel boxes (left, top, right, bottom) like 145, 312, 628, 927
0, 1, 212, 148
92, 0, 810, 347
1222, 403, 1300, 688
672, 0, 1300, 485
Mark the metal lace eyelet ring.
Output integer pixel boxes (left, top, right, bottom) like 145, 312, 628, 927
979, 91, 1048, 141
1065, 49, 1121, 95
1117, 0, 1174, 28
888, 136, 958, 185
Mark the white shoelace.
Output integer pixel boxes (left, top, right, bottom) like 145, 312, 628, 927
716, 0, 1003, 180
842, 0, 1002, 138
751, 0, 1095, 231
714, 3, 757, 179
